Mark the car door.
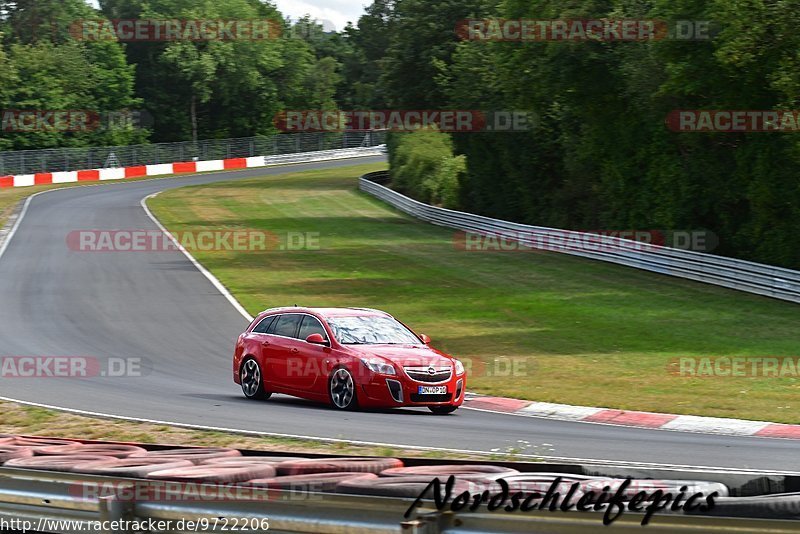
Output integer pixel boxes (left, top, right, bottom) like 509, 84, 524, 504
263, 313, 303, 389
293, 315, 332, 391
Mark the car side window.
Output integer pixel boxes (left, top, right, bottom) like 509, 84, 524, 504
252, 315, 276, 334
298, 315, 329, 342
270, 314, 303, 338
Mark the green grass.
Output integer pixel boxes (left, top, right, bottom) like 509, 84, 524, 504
148, 163, 800, 423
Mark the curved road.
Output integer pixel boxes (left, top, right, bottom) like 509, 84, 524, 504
0, 157, 796, 472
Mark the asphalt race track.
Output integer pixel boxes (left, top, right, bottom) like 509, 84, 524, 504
0, 157, 797, 472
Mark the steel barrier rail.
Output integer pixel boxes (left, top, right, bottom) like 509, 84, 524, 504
359, 171, 800, 304
0, 132, 388, 176
1, 437, 798, 533
1, 463, 799, 533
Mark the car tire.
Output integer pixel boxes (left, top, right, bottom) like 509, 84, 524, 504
240, 358, 271, 400
328, 367, 358, 410
429, 405, 458, 415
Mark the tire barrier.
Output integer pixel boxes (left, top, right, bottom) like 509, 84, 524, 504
500, 472, 597, 482
0, 446, 34, 462
12, 437, 81, 450
70, 458, 195, 478
276, 457, 404, 476
131, 447, 241, 464
4, 455, 112, 472
0, 433, 765, 529
335, 475, 490, 498
580, 478, 730, 499
249, 473, 377, 493
35, 444, 147, 458
689, 493, 800, 519
379, 465, 520, 479
485, 473, 596, 494
146, 464, 277, 484
201, 456, 307, 466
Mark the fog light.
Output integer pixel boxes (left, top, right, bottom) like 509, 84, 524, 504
455, 379, 463, 399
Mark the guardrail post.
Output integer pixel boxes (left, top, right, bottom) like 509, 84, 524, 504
400, 511, 447, 534
99, 495, 134, 533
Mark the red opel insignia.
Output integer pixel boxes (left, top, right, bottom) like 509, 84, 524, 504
233, 307, 465, 414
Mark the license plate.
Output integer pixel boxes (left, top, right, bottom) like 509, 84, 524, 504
418, 386, 447, 395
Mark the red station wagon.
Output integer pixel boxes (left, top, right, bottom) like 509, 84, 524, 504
233, 307, 466, 414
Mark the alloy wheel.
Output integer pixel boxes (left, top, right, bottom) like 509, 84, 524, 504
330, 368, 356, 409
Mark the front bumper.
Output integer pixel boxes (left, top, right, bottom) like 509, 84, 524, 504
358, 374, 465, 408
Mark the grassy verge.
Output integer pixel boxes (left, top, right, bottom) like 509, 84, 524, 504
148, 163, 800, 423
0, 400, 489, 460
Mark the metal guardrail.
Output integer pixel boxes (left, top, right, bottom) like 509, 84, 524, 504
0, 451, 799, 534
2, 448, 800, 533
360, 171, 800, 304
0, 132, 387, 176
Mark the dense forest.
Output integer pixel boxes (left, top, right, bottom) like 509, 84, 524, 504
1, 0, 798, 268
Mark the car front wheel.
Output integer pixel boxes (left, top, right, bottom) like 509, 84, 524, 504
429, 405, 458, 415
329, 368, 358, 410
241, 358, 271, 400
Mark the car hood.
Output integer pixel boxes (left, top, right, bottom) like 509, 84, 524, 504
350, 345, 454, 367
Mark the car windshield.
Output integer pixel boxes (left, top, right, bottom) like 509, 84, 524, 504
327, 316, 421, 345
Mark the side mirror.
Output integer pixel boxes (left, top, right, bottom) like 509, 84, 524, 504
306, 333, 328, 345
419, 333, 431, 344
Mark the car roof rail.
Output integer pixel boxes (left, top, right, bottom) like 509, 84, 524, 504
260, 306, 300, 314
349, 307, 393, 317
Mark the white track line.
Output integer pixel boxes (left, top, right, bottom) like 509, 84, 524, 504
0, 192, 43, 262
1, 395, 795, 475
141, 192, 253, 322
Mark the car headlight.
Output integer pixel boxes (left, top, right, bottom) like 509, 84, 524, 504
454, 359, 465, 375
361, 358, 396, 375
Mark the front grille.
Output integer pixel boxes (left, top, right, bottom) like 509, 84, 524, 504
404, 366, 452, 384
410, 393, 452, 403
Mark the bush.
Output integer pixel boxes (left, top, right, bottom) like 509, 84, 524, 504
390, 129, 463, 209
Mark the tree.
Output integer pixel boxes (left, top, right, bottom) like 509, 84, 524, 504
0, 0, 144, 150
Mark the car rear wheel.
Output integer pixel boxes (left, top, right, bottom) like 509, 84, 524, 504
241, 358, 271, 400
429, 405, 458, 415
329, 368, 358, 410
